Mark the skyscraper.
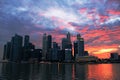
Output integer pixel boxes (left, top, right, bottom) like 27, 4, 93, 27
67, 32, 71, 43
52, 42, 59, 61
62, 32, 72, 50
64, 49, 72, 62
74, 41, 78, 60
10, 34, 23, 62
3, 44, 6, 60
74, 34, 84, 59
42, 33, 47, 60
46, 35, 52, 61
77, 37, 84, 56
6, 42, 11, 60
62, 38, 68, 50
62, 32, 72, 61
23, 35, 31, 61
47, 35, 52, 50
24, 35, 29, 47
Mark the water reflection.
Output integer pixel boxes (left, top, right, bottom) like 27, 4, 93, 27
0, 63, 120, 80
87, 64, 113, 80
1, 63, 30, 80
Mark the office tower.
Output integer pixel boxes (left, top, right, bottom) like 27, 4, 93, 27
23, 35, 35, 61
77, 34, 84, 56
77, 37, 84, 56
110, 53, 119, 60
47, 35, 52, 50
74, 34, 84, 60
24, 35, 29, 47
77, 34, 81, 40
3, 44, 7, 60
67, 32, 71, 43
64, 49, 72, 62
62, 32, 72, 50
5, 42, 11, 60
62, 38, 68, 50
52, 42, 58, 61
74, 41, 78, 60
42, 33, 47, 60
62, 32, 72, 61
32, 49, 42, 62
46, 35, 52, 61
10, 34, 23, 62
3, 42, 11, 60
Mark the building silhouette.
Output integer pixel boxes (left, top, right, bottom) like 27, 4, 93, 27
46, 35, 52, 61
52, 42, 59, 61
42, 33, 47, 60
74, 34, 84, 60
10, 34, 23, 62
3, 32, 91, 62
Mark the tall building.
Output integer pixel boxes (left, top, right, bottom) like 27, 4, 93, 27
52, 42, 59, 61
42, 33, 47, 60
110, 53, 119, 60
74, 41, 78, 60
46, 35, 52, 61
47, 35, 52, 50
62, 32, 72, 50
67, 32, 71, 43
3, 44, 7, 60
23, 35, 35, 61
62, 38, 68, 50
74, 34, 84, 60
10, 34, 23, 62
64, 49, 72, 62
6, 42, 11, 60
77, 38, 84, 56
24, 35, 29, 47
3, 42, 11, 60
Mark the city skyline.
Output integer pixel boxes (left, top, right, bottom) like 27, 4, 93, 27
3, 33, 119, 61
0, 0, 120, 59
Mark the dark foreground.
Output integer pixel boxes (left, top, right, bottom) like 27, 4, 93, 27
0, 63, 120, 80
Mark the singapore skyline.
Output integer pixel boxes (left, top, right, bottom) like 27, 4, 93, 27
0, 0, 120, 80
0, 0, 120, 59
3, 32, 120, 63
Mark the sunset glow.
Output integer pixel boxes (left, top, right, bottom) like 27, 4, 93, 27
0, 0, 120, 59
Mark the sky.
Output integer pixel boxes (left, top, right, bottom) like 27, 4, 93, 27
0, 0, 120, 59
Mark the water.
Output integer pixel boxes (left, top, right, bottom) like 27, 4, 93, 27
0, 63, 120, 80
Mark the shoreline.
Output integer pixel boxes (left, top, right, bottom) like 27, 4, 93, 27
1, 60, 120, 64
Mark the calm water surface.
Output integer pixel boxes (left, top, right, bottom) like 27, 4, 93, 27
0, 63, 120, 80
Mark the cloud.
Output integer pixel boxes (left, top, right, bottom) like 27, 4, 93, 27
0, 0, 120, 59
42, 7, 79, 23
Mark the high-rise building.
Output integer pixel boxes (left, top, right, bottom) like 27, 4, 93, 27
3, 42, 11, 60
67, 32, 71, 43
110, 53, 119, 60
62, 38, 68, 50
74, 34, 84, 60
62, 32, 72, 50
3, 44, 7, 60
47, 35, 52, 50
77, 38, 84, 56
23, 35, 35, 61
74, 41, 78, 60
42, 33, 47, 60
46, 35, 52, 61
64, 49, 72, 62
10, 34, 23, 62
24, 35, 29, 47
52, 42, 59, 61
6, 42, 11, 60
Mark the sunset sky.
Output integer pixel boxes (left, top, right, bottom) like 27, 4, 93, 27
0, 0, 120, 59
